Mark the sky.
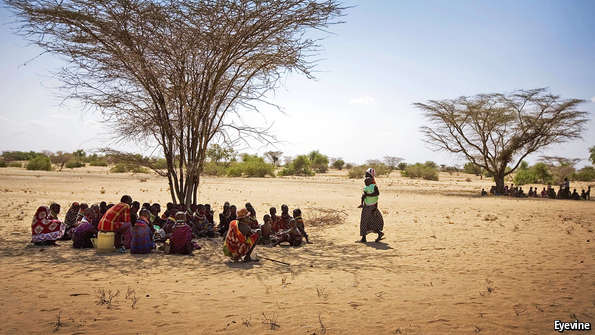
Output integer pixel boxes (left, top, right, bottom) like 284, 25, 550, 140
1, 0, 594, 167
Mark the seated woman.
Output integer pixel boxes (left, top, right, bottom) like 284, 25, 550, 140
245, 202, 259, 229
218, 202, 231, 237
31, 204, 65, 246
223, 209, 260, 262
130, 209, 154, 254
72, 208, 98, 249
60, 202, 80, 241
170, 212, 195, 255
193, 205, 215, 238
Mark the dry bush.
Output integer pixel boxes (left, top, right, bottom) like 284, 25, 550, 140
304, 208, 347, 227
96, 288, 120, 308
261, 312, 280, 330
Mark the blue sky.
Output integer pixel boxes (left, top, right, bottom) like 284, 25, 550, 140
1, 0, 594, 166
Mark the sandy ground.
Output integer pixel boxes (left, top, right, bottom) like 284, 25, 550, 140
0, 166, 593, 335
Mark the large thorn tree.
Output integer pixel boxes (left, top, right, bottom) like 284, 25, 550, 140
415, 88, 588, 193
6, 0, 344, 205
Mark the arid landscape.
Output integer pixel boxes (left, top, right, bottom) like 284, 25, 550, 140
0, 166, 593, 334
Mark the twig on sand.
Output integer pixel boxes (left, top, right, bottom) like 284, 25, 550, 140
53, 311, 63, 332
318, 313, 327, 334
260, 256, 290, 266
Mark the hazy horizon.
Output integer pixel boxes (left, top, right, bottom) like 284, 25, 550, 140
1, 0, 594, 167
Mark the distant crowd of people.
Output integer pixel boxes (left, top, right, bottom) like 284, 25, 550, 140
481, 178, 591, 200
30, 196, 311, 262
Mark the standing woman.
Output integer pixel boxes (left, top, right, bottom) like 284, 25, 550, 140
358, 168, 384, 243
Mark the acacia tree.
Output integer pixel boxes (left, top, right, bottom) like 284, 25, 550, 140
383, 156, 404, 170
590, 146, 595, 165
415, 88, 588, 193
6, 0, 344, 205
264, 151, 283, 167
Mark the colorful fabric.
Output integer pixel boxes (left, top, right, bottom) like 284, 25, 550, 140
31, 206, 65, 243
170, 223, 193, 254
130, 220, 153, 254
98, 202, 130, 232
72, 217, 97, 248
117, 222, 132, 249
360, 205, 384, 236
64, 203, 80, 228
363, 184, 379, 205
223, 220, 258, 260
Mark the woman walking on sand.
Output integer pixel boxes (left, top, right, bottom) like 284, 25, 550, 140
358, 168, 384, 243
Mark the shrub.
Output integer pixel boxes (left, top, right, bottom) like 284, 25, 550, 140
26, 155, 52, 171
0, 160, 5, 167
223, 156, 275, 177
203, 161, 227, 176
152, 158, 168, 170
573, 166, 595, 181
344, 163, 354, 170
110, 164, 128, 173
89, 160, 108, 167
513, 169, 537, 185
332, 159, 345, 170
7, 161, 22, 168
401, 162, 439, 181
110, 163, 148, 173
280, 155, 314, 176
308, 150, 329, 173
242, 157, 275, 177
348, 166, 366, 179
397, 162, 408, 170
367, 162, 391, 176
65, 160, 85, 169
226, 164, 243, 177
2, 151, 39, 161
514, 162, 553, 185
463, 162, 482, 175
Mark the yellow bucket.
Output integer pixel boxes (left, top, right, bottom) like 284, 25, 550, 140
96, 231, 115, 253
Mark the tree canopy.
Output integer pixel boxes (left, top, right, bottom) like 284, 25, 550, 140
6, 0, 345, 205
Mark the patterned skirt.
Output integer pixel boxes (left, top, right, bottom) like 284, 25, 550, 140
360, 205, 384, 236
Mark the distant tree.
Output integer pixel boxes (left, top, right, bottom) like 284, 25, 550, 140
590, 146, 595, 165
308, 150, 329, 173
383, 156, 404, 170
424, 161, 437, 169
207, 144, 236, 165
265, 151, 283, 167
538, 156, 579, 184
397, 162, 408, 170
283, 156, 294, 167
72, 149, 86, 161
416, 88, 589, 193
50, 151, 73, 171
332, 159, 345, 170
463, 162, 482, 175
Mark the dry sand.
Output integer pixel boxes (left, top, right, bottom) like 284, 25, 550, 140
0, 167, 593, 334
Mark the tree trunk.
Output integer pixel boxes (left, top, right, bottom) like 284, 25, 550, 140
494, 172, 505, 194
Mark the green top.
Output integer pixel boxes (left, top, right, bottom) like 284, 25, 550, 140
363, 184, 378, 205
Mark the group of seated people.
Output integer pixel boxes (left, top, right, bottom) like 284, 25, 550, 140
30, 195, 311, 261
483, 179, 591, 201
